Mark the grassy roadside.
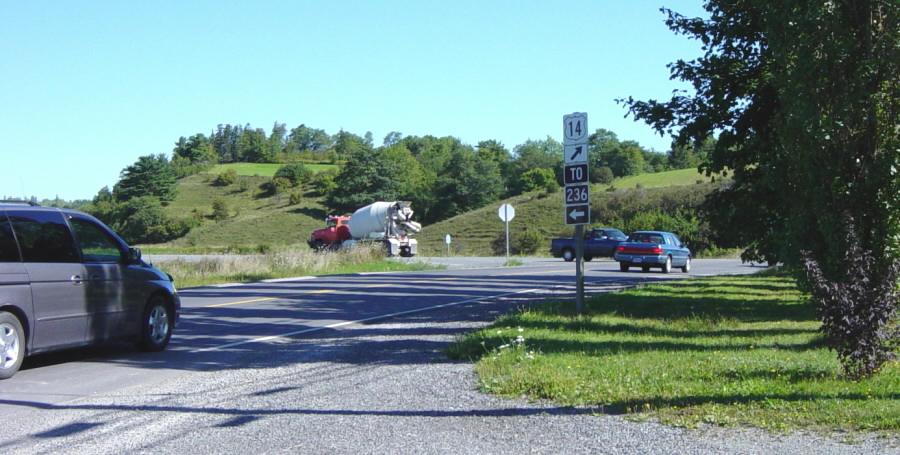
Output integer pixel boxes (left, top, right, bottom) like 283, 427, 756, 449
153, 245, 441, 288
448, 273, 899, 433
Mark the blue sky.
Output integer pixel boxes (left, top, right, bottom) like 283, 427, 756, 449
1, 1, 706, 201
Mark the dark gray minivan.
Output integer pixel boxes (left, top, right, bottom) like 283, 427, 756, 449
0, 202, 180, 379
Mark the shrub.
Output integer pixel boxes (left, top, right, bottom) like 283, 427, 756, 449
289, 192, 303, 205
274, 163, 313, 186
214, 169, 238, 186
111, 196, 191, 244
593, 166, 614, 184
515, 229, 544, 255
211, 199, 230, 221
312, 169, 338, 196
521, 168, 558, 193
802, 225, 899, 379
262, 177, 293, 195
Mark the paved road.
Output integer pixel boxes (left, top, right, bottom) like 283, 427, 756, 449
0, 259, 889, 454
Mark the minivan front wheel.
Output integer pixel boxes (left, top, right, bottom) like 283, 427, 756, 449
139, 296, 172, 352
0, 312, 25, 379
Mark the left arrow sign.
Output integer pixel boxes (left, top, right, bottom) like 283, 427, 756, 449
564, 204, 590, 225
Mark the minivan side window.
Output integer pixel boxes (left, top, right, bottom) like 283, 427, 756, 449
0, 214, 21, 262
70, 218, 123, 263
7, 211, 79, 263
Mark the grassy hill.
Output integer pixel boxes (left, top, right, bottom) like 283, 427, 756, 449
209, 162, 338, 177
144, 167, 715, 255
144, 172, 332, 252
416, 168, 715, 256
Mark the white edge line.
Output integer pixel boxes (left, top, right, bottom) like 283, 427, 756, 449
211, 283, 243, 288
194, 288, 540, 353
261, 276, 317, 283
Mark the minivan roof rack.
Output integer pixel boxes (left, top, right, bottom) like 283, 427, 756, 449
0, 199, 40, 206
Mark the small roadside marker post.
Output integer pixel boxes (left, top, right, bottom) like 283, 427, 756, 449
445, 234, 452, 256
498, 203, 515, 261
563, 112, 590, 314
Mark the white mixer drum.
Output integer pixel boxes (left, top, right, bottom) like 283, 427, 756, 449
347, 202, 392, 239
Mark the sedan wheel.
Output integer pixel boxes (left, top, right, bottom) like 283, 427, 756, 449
139, 297, 172, 352
682, 257, 692, 273
0, 312, 25, 379
662, 256, 672, 274
619, 262, 629, 272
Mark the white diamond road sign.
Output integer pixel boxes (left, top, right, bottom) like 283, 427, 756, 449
562, 112, 589, 226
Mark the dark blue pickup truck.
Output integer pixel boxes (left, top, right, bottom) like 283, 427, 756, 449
550, 228, 627, 262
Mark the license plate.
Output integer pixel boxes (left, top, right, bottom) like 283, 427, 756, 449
633, 257, 643, 263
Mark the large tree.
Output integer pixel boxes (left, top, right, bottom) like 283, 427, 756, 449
623, 1, 899, 377
113, 154, 177, 204
508, 137, 563, 195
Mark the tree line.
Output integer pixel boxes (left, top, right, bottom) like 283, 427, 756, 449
77, 121, 704, 242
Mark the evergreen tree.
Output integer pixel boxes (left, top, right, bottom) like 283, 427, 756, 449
113, 154, 177, 204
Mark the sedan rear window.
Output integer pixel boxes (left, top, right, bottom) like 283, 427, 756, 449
629, 233, 665, 244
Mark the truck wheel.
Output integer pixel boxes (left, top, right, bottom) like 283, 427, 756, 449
562, 249, 574, 262
619, 262, 629, 272
584, 256, 593, 262
0, 312, 25, 380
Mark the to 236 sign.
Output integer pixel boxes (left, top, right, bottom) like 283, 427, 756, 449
564, 164, 588, 185
565, 184, 589, 204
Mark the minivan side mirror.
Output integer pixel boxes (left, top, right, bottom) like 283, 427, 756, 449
128, 247, 143, 264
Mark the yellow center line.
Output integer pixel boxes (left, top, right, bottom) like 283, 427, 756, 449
206, 297, 278, 308
205, 288, 336, 307
498, 269, 573, 276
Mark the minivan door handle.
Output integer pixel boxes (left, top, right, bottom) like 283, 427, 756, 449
70, 275, 83, 285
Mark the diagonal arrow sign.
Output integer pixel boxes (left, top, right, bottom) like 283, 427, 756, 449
568, 208, 585, 220
569, 145, 584, 161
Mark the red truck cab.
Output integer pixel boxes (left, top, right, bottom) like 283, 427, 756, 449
308, 215, 351, 249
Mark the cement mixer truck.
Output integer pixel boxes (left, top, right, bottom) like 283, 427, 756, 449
307, 201, 422, 257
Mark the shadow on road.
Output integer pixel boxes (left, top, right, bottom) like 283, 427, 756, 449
16, 271, 670, 376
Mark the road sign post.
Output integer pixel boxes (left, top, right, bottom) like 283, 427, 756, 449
562, 112, 589, 314
498, 204, 515, 261
444, 234, 452, 256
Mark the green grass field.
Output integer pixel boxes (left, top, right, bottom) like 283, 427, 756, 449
209, 162, 338, 177
150, 173, 330, 250
417, 168, 714, 256
448, 273, 899, 432
601, 167, 712, 190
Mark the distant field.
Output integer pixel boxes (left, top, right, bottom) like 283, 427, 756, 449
603, 167, 711, 190
416, 168, 715, 256
209, 162, 339, 177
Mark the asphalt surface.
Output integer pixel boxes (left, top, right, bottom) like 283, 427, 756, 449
0, 258, 893, 454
